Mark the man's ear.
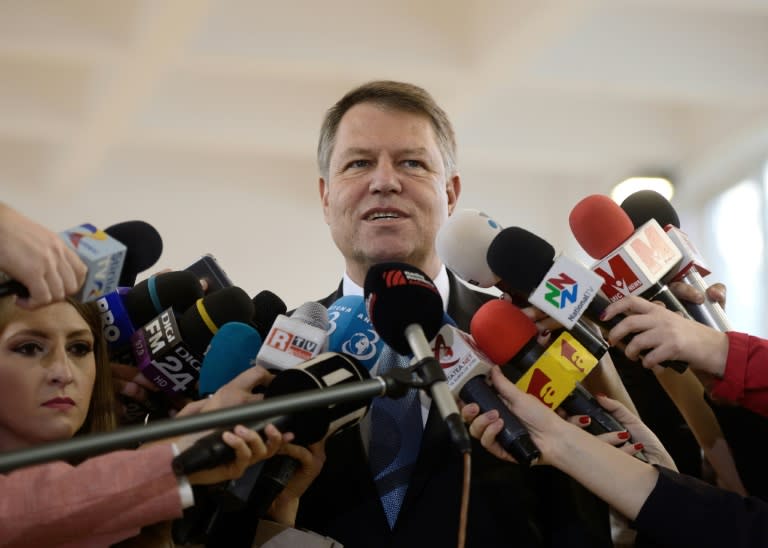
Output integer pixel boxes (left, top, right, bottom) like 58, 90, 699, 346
319, 177, 330, 223
446, 173, 461, 215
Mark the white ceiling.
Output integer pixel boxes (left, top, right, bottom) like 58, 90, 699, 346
2, 0, 767, 306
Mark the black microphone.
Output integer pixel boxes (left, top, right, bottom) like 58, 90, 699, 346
364, 262, 471, 454
620, 190, 732, 332
172, 352, 371, 475
103, 220, 163, 287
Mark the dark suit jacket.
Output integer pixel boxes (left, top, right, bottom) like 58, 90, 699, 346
296, 271, 613, 548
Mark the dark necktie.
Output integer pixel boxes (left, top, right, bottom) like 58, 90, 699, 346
368, 346, 424, 529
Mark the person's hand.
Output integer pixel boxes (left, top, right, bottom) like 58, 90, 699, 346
668, 281, 727, 310
111, 362, 159, 404
175, 365, 274, 418
178, 423, 287, 486
268, 440, 327, 526
593, 394, 676, 470
0, 203, 87, 308
461, 367, 569, 465
601, 295, 729, 376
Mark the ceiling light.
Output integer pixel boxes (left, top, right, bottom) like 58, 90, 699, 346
610, 176, 674, 204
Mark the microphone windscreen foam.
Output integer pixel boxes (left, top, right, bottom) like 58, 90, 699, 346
620, 189, 681, 230
569, 194, 635, 259
179, 286, 255, 356
251, 290, 287, 339
327, 295, 384, 370
198, 322, 263, 396
363, 262, 443, 355
104, 220, 163, 287
486, 227, 555, 295
436, 208, 503, 288
123, 270, 204, 328
470, 299, 538, 365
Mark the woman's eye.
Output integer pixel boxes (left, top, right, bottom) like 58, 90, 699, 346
68, 342, 93, 357
13, 342, 44, 357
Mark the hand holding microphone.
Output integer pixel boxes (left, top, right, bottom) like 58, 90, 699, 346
600, 295, 730, 378
0, 203, 88, 307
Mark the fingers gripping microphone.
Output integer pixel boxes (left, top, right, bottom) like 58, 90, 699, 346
0, 223, 127, 302
470, 299, 642, 448
620, 190, 732, 332
364, 262, 471, 454
488, 226, 688, 373
432, 323, 539, 464
173, 352, 372, 474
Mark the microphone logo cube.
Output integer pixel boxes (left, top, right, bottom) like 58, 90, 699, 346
515, 333, 597, 409
529, 255, 603, 329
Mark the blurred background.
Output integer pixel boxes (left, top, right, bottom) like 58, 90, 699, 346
2, 0, 767, 333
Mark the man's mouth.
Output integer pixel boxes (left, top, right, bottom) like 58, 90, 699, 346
364, 209, 405, 221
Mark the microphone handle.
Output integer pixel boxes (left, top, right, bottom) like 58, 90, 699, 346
459, 376, 539, 465
172, 415, 289, 475
0, 280, 29, 298
679, 268, 732, 332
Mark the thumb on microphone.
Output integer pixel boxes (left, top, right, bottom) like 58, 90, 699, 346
176, 366, 274, 418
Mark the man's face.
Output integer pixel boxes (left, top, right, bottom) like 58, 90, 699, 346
320, 102, 460, 281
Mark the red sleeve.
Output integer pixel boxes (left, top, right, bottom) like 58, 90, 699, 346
710, 331, 768, 417
0, 444, 182, 547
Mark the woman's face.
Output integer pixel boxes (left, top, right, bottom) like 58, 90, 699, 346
0, 302, 96, 450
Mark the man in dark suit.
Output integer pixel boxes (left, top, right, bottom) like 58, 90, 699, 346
294, 80, 614, 547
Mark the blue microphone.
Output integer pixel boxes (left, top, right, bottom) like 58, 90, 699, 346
198, 322, 263, 397
327, 295, 385, 370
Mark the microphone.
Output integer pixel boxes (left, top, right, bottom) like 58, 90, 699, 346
327, 295, 385, 370
196, 289, 287, 397
620, 190, 732, 332
486, 227, 610, 360
255, 301, 329, 371
431, 323, 539, 465
122, 270, 205, 330
0, 223, 127, 302
488, 225, 688, 373
569, 194, 691, 318
364, 262, 471, 454
251, 290, 287, 339
173, 352, 372, 474
130, 286, 254, 397
470, 299, 645, 456
198, 322, 263, 398
179, 286, 255, 358
436, 208, 504, 288
103, 220, 163, 287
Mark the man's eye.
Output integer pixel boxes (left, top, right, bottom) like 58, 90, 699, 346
402, 160, 425, 169
346, 159, 370, 169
